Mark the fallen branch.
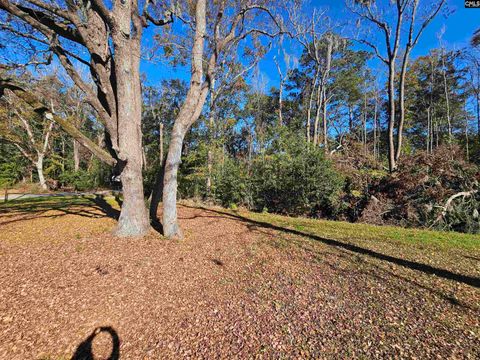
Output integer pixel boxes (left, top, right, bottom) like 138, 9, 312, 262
430, 190, 478, 228
329, 144, 343, 155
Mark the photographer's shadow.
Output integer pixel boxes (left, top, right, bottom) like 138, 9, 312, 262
71, 326, 120, 360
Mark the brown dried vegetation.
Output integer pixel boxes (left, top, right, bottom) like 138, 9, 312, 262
0, 197, 478, 359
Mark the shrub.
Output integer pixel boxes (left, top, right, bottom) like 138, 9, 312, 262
178, 135, 343, 218
178, 145, 208, 200
332, 141, 386, 222
250, 139, 344, 217
212, 157, 249, 208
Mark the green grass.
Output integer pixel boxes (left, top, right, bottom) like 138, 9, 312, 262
0, 194, 121, 210
235, 210, 480, 251
1, 195, 89, 206
0, 196, 88, 213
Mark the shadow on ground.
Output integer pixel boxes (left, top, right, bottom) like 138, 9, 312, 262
3, 197, 478, 289
0, 195, 121, 227
71, 326, 120, 360
0, 194, 168, 234
181, 205, 480, 289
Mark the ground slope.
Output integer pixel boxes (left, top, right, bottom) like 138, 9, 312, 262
0, 196, 478, 359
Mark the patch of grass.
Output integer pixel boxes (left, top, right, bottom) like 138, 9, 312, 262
0, 194, 121, 214
0, 195, 90, 211
1, 194, 121, 207
240, 210, 480, 251
103, 195, 122, 209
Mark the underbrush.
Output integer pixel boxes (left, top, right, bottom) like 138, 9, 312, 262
180, 143, 480, 235
359, 146, 480, 233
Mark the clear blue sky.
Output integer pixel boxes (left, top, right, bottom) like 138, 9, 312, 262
140, 0, 480, 89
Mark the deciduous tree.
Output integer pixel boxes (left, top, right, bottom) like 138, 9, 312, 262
0, 0, 173, 236
159, 0, 284, 238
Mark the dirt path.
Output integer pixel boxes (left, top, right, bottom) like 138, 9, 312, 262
0, 200, 478, 359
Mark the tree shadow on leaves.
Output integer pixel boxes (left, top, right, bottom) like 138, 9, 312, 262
0, 194, 123, 228
89, 195, 120, 220
71, 326, 120, 360
181, 205, 480, 289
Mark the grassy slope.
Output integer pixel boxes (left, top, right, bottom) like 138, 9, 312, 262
242, 210, 480, 251
185, 203, 480, 284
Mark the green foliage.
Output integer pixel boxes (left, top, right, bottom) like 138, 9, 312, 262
0, 161, 23, 187
212, 156, 250, 208
143, 161, 162, 199
250, 137, 344, 217
0, 142, 25, 187
178, 131, 343, 218
43, 152, 65, 178
58, 170, 95, 191
178, 143, 208, 200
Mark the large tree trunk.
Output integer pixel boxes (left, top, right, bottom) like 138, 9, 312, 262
36, 154, 47, 190
112, 19, 149, 237
162, 0, 207, 239
114, 105, 150, 236
73, 139, 80, 172
162, 85, 209, 239
387, 64, 397, 172
163, 121, 188, 238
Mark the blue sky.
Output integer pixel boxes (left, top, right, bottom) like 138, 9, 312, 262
140, 0, 480, 89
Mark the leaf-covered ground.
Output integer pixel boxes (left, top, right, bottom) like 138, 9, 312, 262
0, 196, 478, 359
